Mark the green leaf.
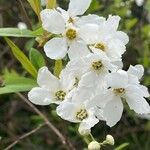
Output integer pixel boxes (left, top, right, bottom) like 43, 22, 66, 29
0, 28, 42, 37
29, 48, 46, 70
27, 0, 42, 20
46, 0, 56, 9
5, 37, 37, 78
54, 60, 63, 77
0, 70, 37, 95
114, 143, 129, 150
125, 18, 138, 30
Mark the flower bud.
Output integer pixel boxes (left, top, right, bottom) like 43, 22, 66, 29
78, 128, 91, 136
88, 141, 101, 150
106, 135, 115, 145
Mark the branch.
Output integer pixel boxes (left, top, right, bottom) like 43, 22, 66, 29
16, 92, 76, 150
4, 123, 45, 150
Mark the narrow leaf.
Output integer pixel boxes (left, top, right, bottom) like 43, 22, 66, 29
0, 28, 43, 37
27, 0, 42, 20
29, 48, 46, 70
115, 143, 129, 150
0, 70, 37, 95
5, 37, 37, 78
46, 0, 56, 8
54, 60, 63, 77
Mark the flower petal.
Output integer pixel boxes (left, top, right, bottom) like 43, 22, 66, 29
56, 102, 79, 122
113, 31, 129, 45
28, 87, 52, 105
40, 9, 65, 34
126, 93, 150, 114
44, 38, 68, 59
127, 65, 144, 80
79, 24, 99, 44
103, 96, 123, 127
76, 14, 105, 26
105, 70, 128, 88
68, 42, 90, 60
79, 116, 99, 134
106, 15, 121, 31
68, 0, 92, 16
37, 66, 60, 91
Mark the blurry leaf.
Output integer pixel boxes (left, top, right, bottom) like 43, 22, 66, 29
54, 60, 62, 77
32, 27, 44, 36
29, 48, 46, 70
0, 70, 37, 95
115, 143, 129, 150
5, 37, 37, 78
87, 0, 102, 12
125, 18, 138, 30
31, 115, 44, 125
0, 28, 42, 37
27, 0, 42, 20
46, 0, 56, 9
142, 25, 150, 37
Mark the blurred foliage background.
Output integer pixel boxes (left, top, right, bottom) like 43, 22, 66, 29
0, 0, 150, 149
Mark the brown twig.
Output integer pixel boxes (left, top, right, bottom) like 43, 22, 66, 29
16, 92, 76, 150
17, 0, 32, 30
4, 123, 46, 150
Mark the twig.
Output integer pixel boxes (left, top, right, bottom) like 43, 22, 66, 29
16, 92, 76, 150
17, 0, 32, 30
4, 123, 45, 150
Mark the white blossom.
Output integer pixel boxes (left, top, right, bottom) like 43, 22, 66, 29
57, 100, 99, 133
92, 70, 150, 127
40, 0, 96, 60
28, 66, 78, 105
80, 15, 129, 61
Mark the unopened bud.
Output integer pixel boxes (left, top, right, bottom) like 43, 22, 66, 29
106, 135, 114, 145
78, 128, 91, 136
88, 141, 101, 150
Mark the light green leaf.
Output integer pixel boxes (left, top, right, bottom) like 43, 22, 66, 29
0, 70, 37, 95
54, 60, 63, 77
5, 37, 37, 78
0, 28, 43, 37
27, 0, 42, 20
46, 0, 56, 9
115, 143, 129, 150
29, 48, 46, 70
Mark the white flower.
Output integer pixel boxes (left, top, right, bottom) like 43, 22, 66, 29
135, 0, 144, 6
80, 15, 129, 61
66, 53, 117, 89
17, 22, 27, 30
56, 100, 99, 134
40, 0, 96, 60
88, 141, 101, 150
92, 70, 150, 127
28, 66, 77, 105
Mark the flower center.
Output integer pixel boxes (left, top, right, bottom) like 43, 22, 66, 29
95, 43, 106, 51
113, 88, 125, 95
68, 17, 74, 23
76, 109, 88, 121
55, 90, 66, 101
92, 61, 103, 71
66, 28, 77, 40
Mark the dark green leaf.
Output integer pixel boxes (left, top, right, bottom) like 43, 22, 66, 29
5, 37, 37, 78
29, 48, 46, 70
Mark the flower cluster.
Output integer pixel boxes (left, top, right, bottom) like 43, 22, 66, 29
28, 0, 150, 135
